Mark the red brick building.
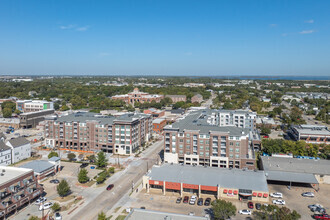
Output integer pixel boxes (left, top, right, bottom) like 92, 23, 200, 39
111, 88, 163, 105
144, 108, 165, 118
191, 94, 203, 103
153, 118, 167, 134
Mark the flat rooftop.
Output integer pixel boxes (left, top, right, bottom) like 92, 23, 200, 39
147, 163, 269, 192
20, 160, 54, 174
0, 166, 33, 187
292, 125, 330, 136
125, 209, 208, 220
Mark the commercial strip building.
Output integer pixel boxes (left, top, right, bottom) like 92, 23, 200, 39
260, 156, 330, 185
143, 164, 269, 202
0, 166, 43, 218
16, 100, 53, 113
288, 125, 330, 145
19, 109, 55, 128
44, 112, 152, 155
164, 109, 260, 170
125, 209, 208, 220
20, 157, 61, 180
111, 88, 163, 105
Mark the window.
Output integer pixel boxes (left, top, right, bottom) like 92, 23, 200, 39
230, 142, 233, 146
205, 146, 209, 150
235, 148, 240, 153
205, 152, 209, 156
200, 146, 204, 150
229, 136, 233, 140
229, 154, 234, 158
235, 136, 240, 140
186, 134, 190, 137
186, 140, 191, 144
235, 154, 240, 159
179, 144, 183, 149
200, 152, 204, 156
186, 145, 190, 149
236, 142, 240, 146
206, 135, 210, 138
200, 140, 204, 144
205, 140, 209, 145
179, 139, 183, 142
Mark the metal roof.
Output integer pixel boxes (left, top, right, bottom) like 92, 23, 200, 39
125, 209, 208, 220
20, 160, 54, 174
48, 156, 60, 161
265, 170, 318, 184
7, 137, 30, 148
261, 156, 330, 175
147, 164, 269, 192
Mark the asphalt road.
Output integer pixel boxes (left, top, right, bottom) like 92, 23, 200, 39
68, 139, 164, 220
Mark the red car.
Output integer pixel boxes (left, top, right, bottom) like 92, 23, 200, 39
313, 214, 330, 220
106, 184, 114, 191
183, 196, 189, 204
248, 202, 254, 209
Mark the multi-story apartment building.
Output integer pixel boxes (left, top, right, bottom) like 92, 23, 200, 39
44, 112, 152, 155
111, 88, 163, 105
16, 100, 54, 113
288, 125, 330, 145
164, 110, 259, 170
0, 142, 11, 166
0, 166, 43, 218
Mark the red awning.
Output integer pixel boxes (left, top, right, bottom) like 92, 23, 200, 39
252, 192, 257, 197
228, 190, 233, 194
263, 193, 268, 198
233, 190, 238, 195
223, 189, 228, 194
258, 193, 262, 197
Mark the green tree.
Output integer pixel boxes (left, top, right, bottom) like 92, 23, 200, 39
51, 202, 61, 212
14, 109, 21, 114
67, 153, 76, 161
78, 168, 89, 183
57, 180, 71, 197
108, 167, 115, 174
96, 151, 108, 168
260, 125, 271, 136
211, 199, 237, 220
2, 108, 12, 118
87, 154, 96, 163
60, 105, 70, 111
48, 151, 59, 159
97, 211, 107, 220
253, 205, 301, 220
96, 172, 107, 184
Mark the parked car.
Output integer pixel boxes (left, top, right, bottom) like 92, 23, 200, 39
35, 197, 47, 205
272, 199, 285, 205
204, 198, 211, 206
39, 202, 53, 211
176, 197, 182, 204
248, 202, 254, 209
313, 207, 326, 214
80, 163, 89, 168
188, 212, 195, 216
255, 203, 261, 210
50, 179, 59, 184
302, 192, 315, 197
197, 198, 203, 206
309, 204, 323, 209
183, 196, 189, 204
270, 192, 283, 198
140, 207, 146, 209
313, 214, 330, 220
189, 195, 197, 205
55, 212, 62, 220
106, 184, 114, 191
239, 209, 251, 215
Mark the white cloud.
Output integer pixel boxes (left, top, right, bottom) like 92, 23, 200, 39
76, 26, 90, 32
305, 19, 314, 24
59, 25, 75, 30
299, 30, 315, 34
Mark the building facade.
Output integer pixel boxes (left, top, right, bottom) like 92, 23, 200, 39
191, 94, 203, 103
16, 100, 53, 113
165, 95, 187, 103
143, 108, 165, 118
6, 138, 31, 164
19, 109, 55, 128
217, 110, 256, 130
111, 88, 163, 105
44, 112, 152, 155
0, 166, 43, 218
152, 118, 167, 134
164, 110, 258, 170
288, 125, 330, 145
0, 142, 11, 166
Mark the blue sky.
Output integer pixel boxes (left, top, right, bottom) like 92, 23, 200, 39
0, 0, 329, 76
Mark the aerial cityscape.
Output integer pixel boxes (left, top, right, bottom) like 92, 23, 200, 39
0, 1, 329, 220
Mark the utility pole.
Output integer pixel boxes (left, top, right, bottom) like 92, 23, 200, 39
146, 161, 148, 173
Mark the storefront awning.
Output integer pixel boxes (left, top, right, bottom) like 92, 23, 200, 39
239, 192, 252, 196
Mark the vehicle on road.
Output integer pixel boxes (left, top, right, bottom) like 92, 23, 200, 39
39, 202, 53, 211
106, 184, 114, 191
140, 207, 146, 209
55, 212, 62, 220
183, 196, 189, 203
188, 212, 195, 216
50, 179, 59, 184
197, 198, 203, 206
255, 203, 261, 210
35, 197, 47, 205
176, 197, 182, 204
80, 163, 89, 168
239, 209, 251, 215
272, 199, 285, 205
204, 198, 211, 206
248, 202, 254, 209
302, 192, 315, 197
313, 214, 330, 219
189, 195, 197, 205
270, 192, 283, 198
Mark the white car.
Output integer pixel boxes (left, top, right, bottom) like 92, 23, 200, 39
273, 199, 285, 205
35, 197, 47, 205
189, 195, 197, 205
239, 209, 251, 215
270, 192, 283, 198
39, 202, 53, 211
55, 212, 62, 220
302, 192, 314, 197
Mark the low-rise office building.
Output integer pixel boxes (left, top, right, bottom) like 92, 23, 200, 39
19, 109, 55, 128
111, 88, 163, 105
44, 112, 152, 155
143, 164, 269, 202
6, 137, 31, 164
16, 100, 53, 113
0, 166, 43, 218
164, 110, 259, 170
20, 157, 61, 180
288, 125, 330, 145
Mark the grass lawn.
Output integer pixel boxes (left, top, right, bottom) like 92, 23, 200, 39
54, 194, 76, 202
115, 215, 127, 220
